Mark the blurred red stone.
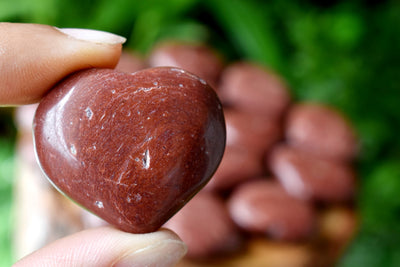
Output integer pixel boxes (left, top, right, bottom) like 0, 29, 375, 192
204, 146, 264, 192
285, 103, 358, 161
218, 62, 291, 118
268, 145, 356, 202
115, 50, 147, 73
225, 109, 282, 157
148, 41, 224, 88
165, 192, 242, 259
228, 179, 315, 241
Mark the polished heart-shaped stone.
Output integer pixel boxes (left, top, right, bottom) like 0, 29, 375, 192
33, 67, 226, 233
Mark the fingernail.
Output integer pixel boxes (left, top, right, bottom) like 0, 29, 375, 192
57, 28, 126, 45
115, 239, 187, 267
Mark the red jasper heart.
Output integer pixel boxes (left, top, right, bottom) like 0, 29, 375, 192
33, 67, 226, 233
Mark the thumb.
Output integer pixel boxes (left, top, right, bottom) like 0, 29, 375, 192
0, 23, 125, 105
14, 227, 187, 267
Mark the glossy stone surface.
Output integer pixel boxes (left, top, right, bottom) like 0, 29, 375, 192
33, 67, 226, 233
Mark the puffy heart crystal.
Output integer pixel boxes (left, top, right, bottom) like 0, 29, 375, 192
33, 67, 226, 233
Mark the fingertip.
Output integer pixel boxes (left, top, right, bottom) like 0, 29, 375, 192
0, 23, 125, 105
14, 227, 187, 267
115, 228, 187, 267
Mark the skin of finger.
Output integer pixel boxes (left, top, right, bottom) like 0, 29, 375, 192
13, 227, 183, 267
0, 23, 122, 105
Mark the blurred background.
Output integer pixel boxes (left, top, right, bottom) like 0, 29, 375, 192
1, 0, 400, 266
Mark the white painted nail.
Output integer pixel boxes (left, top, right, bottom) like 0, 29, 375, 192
57, 28, 126, 45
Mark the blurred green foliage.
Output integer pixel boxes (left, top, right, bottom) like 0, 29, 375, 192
1, 0, 400, 266
0, 109, 15, 266
0, 145, 13, 266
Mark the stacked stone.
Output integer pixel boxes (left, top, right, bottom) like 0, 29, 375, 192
144, 41, 358, 265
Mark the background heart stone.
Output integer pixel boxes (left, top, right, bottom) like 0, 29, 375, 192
33, 67, 226, 233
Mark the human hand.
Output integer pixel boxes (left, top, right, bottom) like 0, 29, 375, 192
15, 227, 186, 267
1, 23, 186, 266
1, 22, 122, 105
